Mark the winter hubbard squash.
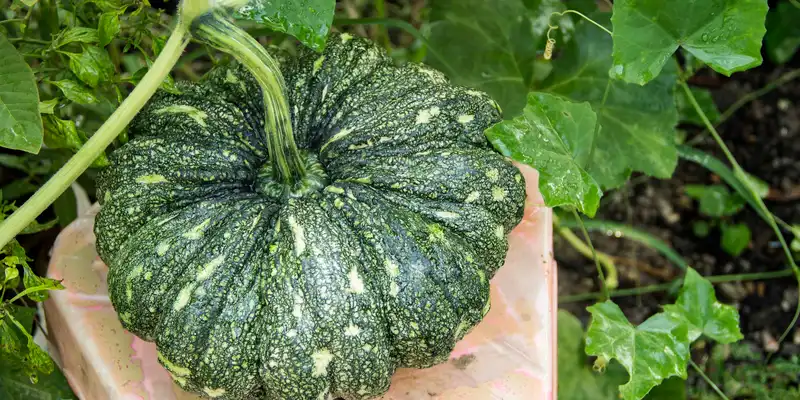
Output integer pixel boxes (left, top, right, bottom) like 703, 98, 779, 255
94, 32, 525, 400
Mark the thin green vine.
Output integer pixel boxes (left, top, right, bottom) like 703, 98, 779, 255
559, 269, 794, 303
679, 80, 800, 354
690, 359, 730, 400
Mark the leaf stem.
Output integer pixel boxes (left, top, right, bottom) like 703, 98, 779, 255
690, 359, 730, 400
548, 10, 612, 38
373, 0, 391, 52
715, 68, 800, 129
555, 213, 617, 295
193, 13, 304, 186
558, 217, 689, 270
678, 80, 800, 354
559, 268, 794, 303
0, 21, 190, 250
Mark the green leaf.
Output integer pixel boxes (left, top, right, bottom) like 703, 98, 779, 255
42, 115, 109, 167
610, 0, 768, 85
21, 264, 64, 302
586, 301, 690, 400
0, 320, 21, 355
49, 80, 100, 105
676, 87, 720, 126
0, 34, 43, 154
663, 268, 743, 343
765, 2, 800, 64
0, 354, 76, 400
55, 27, 99, 47
37, 99, 58, 115
6, 305, 35, 333
543, 16, 679, 189
3, 267, 19, 287
692, 220, 711, 238
42, 115, 85, 152
486, 92, 602, 216
1, 179, 38, 201
98, 12, 121, 47
426, 0, 572, 116
720, 222, 751, 257
645, 377, 686, 400
235, 0, 335, 52
20, 219, 58, 235
64, 46, 115, 88
558, 310, 628, 400
684, 184, 744, 217
53, 186, 77, 228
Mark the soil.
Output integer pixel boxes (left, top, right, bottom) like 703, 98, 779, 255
556, 27, 800, 392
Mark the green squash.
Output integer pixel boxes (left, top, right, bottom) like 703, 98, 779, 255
95, 32, 525, 400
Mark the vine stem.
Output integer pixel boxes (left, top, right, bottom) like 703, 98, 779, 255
559, 269, 794, 303
690, 360, 730, 400
679, 80, 800, 354
554, 213, 617, 295
193, 13, 304, 185
0, 21, 190, 250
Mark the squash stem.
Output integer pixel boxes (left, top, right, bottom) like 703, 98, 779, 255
0, 21, 190, 250
192, 13, 306, 186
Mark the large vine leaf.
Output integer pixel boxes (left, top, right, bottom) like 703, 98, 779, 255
765, 1, 800, 64
486, 92, 602, 216
585, 301, 690, 400
426, 0, 578, 117
663, 268, 744, 343
542, 17, 679, 189
610, 0, 768, 85
0, 35, 43, 154
558, 310, 628, 400
235, 0, 335, 52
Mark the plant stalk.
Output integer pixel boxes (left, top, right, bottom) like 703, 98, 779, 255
0, 21, 190, 250
678, 80, 800, 353
192, 13, 305, 185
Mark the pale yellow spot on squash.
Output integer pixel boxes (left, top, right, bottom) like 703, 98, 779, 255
321, 128, 353, 151
465, 191, 480, 203
156, 241, 170, 256
340, 33, 353, 43
415, 106, 441, 124
311, 349, 334, 377
457, 114, 475, 124
126, 265, 143, 301
198, 255, 225, 281
435, 211, 459, 219
183, 219, 211, 240
203, 387, 226, 398
173, 283, 195, 311
389, 282, 400, 297
347, 266, 365, 294
492, 187, 507, 201
427, 224, 445, 242
494, 225, 505, 239
313, 55, 325, 74
158, 352, 191, 378
344, 324, 361, 337
384, 260, 400, 278
288, 216, 306, 256
486, 168, 500, 182
325, 186, 345, 194
136, 174, 167, 184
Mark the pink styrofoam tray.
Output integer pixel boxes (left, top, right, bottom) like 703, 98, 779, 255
43, 164, 556, 400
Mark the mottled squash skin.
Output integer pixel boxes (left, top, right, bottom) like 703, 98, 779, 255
94, 33, 525, 400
